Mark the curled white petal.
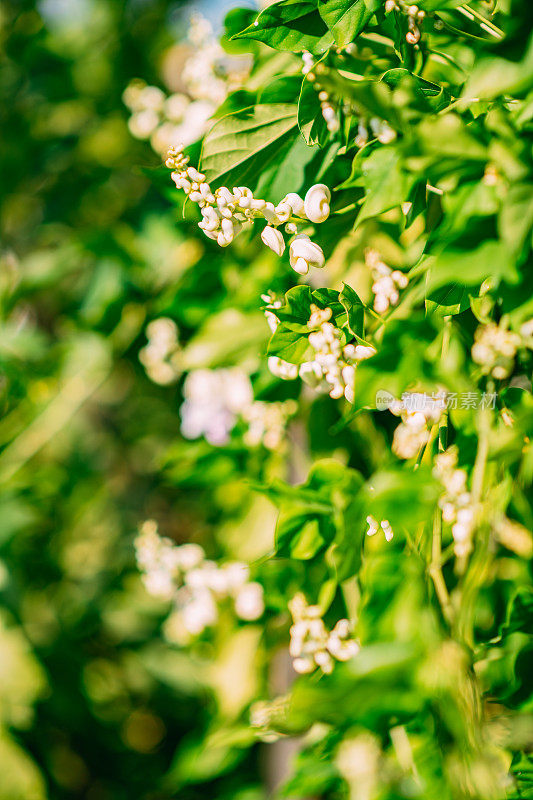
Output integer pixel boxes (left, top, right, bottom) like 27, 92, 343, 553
261, 226, 285, 257
283, 192, 306, 217
304, 184, 331, 224
289, 234, 325, 274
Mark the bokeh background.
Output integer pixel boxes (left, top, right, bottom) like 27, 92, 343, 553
0, 2, 283, 798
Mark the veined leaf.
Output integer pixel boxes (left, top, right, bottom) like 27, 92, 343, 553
318, 0, 381, 47
234, 0, 334, 54
356, 147, 414, 227
200, 103, 298, 187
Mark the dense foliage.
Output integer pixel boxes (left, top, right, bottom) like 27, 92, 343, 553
1, 0, 532, 799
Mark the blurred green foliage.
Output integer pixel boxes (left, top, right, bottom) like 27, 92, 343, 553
1, 0, 533, 799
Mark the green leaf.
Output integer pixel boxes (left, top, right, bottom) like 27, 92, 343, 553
425, 283, 470, 317
268, 285, 314, 331
356, 147, 414, 227
317, 0, 381, 47
501, 588, 533, 638
498, 183, 533, 256
200, 104, 298, 188
362, 466, 440, 530
233, 0, 334, 54
298, 75, 329, 146
339, 282, 365, 338
267, 325, 313, 363
463, 32, 533, 100
426, 241, 520, 292
277, 514, 329, 559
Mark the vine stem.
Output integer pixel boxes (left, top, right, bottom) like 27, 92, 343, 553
429, 316, 453, 625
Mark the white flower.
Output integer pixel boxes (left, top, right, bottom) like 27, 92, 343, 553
304, 184, 331, 224
139, 317, 181, 385
288, 593, 358, 675
242, 399, 296, 450
261, 225, 285, 256
128, 109, 160, 140
366, 515, 394, 542
180, 368, 253, 446
283, 192, 306, 217
365, 249, 408, 313
268, 356, 298, 380
289, 234, 325, 274
234, 582, 265, 621
433, 447, 475, 557
472, 322, 521, 379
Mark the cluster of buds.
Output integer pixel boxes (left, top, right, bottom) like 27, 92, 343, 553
135, 520, 264, 644
384, 1, 426, 45
242, 399, 297, 451
264, 302, 375, 402
182, 14, 249, 106
289, 594, 359, 675
267, 356, 299, 381
167, 145, 330, 273
139, 317, 181, 385
366, 515, 394, 542
261, 291, 283, 334
304, 305, 376, 402
301, 51, 340, 133
433, 448, 475, 557
123, 79, 214, 156
353, 115, 397, 148
365, 249, 409, 313
472, 322, 521, 380
180, 367, 253, 446
123, 15, 250, 157
389, 392, 445, 459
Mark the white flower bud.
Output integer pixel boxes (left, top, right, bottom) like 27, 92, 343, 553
261, 226, 285, 256
283, 192, 306, 217
274, 201, 292, 223
187, 167, 206, 182
304, 184, 331, 224
289, 234, 325, 274
354, 344, 376, 360
268, 356, 298, 380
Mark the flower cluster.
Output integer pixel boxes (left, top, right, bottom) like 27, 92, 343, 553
123, 15, 250, 156
365, 249, 409, 313
472, 322, 521, 380
266, 304, 375, 402
261, 291, 283, 334
301, 52, 340, 133
390, 392, 445, 459
123, 79, 214, 156
433, 448, 475, 557
166, 145, 330, 272
139, 318, 181, 385
180, 368, 253, 446
182, 14, 249, 106
354, 116, 397, 148
267, 356, 299, 381
242, 399, 297, 451
366, 515, 394, 542
384, 1, 426, 45
135, 520, 264, 644
288, 594, 359, 675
